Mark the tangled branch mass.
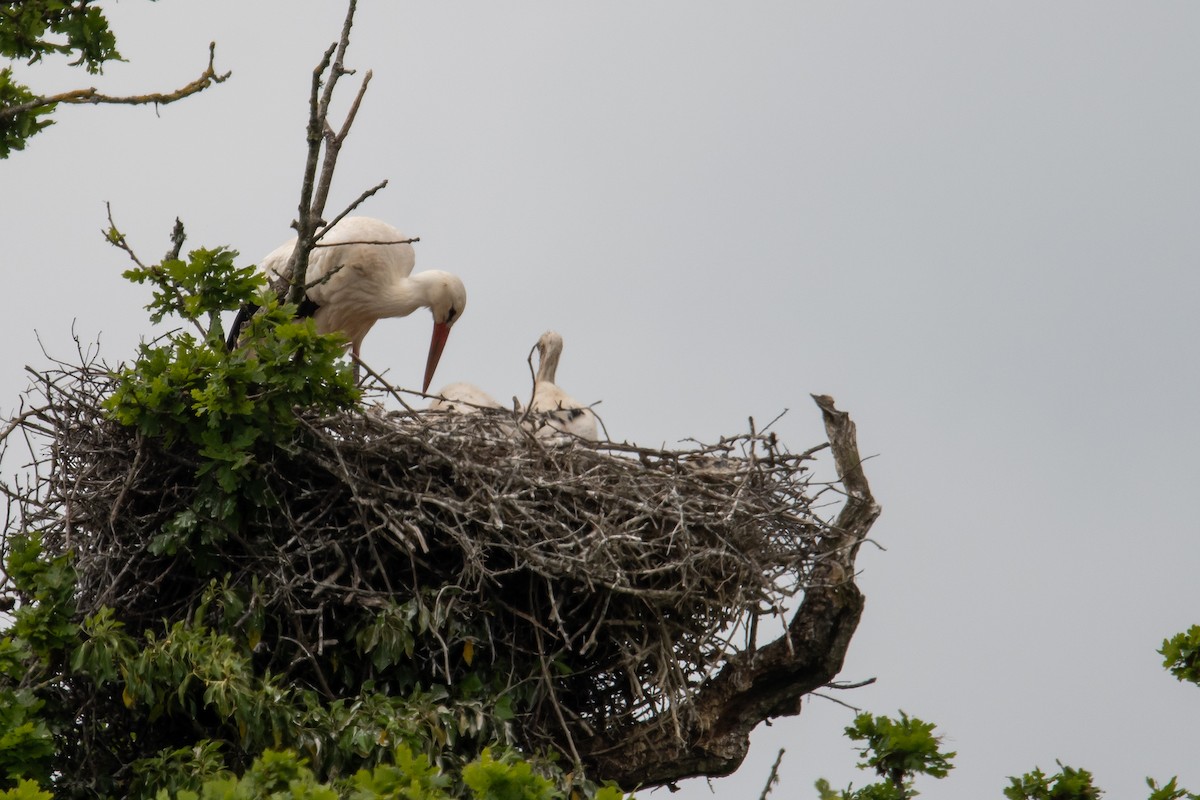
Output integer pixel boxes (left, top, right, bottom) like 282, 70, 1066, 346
2, 343, 868, 785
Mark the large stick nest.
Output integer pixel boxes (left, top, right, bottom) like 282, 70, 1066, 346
2, 345, 874, 785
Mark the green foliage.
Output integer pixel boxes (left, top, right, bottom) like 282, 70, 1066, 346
817, 708, 1200, 800
160, 749, 336, 800
814, 711, 954, 800
134, 741, 232, 799
71, 607, 137, 684
815, 779, 905, 800
0, 535, 76, 787
0, 0, 133, 156
460, 750, 555, 800
0, 693, 54, 789
0, 780, 52, 800
103, 233, 359, 555
120, 247, 263, 333
1147, 776, 1200, 800
0, 0, 124, 70
5, 534, 77, 662
1002, 763, 1101, 800
1159, 625, 1200, 686
142, 747, 633, 800
348, 744, 451, 799
0, 69, 55, 157
843, 711, 955, 784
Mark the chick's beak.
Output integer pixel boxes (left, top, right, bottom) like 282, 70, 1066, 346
423, 321, 452, 393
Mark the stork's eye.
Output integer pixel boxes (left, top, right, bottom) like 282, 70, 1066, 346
446, 307, 458, 323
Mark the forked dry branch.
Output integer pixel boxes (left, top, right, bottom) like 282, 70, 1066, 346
0, 344, 879, 790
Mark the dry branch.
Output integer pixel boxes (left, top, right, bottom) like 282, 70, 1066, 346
0, 43, 229, 121
227, 0, 390, 358
283, 0, 376, 307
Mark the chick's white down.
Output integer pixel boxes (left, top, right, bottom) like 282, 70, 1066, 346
529, 330, 598, 441
429, 331, 598, 442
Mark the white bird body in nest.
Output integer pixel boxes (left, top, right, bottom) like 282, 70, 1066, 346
528, 330, 598, 441
429, 382, 518, 440
258, 216, 467, 392
429, 382, 503, 414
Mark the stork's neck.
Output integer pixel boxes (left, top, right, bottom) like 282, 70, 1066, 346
536, 346, 561, 384
378, 270, 444, 317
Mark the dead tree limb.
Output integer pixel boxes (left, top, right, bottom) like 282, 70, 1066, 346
226, 0, 390, 352
284, 0, 375, 307
580, 394, 881, 790
0, 43, 229, 121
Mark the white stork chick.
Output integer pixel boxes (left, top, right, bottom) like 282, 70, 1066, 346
254, 217, 466, 392
429, 382, 518, 439
429, 382, 503, 414
528, 330, 598, 441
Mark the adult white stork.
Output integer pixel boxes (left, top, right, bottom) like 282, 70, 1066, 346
528, 330, 599, 441
233, 216, 467, 392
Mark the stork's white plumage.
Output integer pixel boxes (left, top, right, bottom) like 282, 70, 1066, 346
258, 217, 466, 392
529, 330, 598, 441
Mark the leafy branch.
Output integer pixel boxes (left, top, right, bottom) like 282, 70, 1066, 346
0, 41, 229, 122
813, 708, 1199, 800
0, 1, 230, 158
1160, 625, 1200, 685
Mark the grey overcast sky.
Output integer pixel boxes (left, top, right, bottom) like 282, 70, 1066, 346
4, 2, 1200, 797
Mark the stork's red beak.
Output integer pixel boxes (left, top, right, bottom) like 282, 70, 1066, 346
423, 321, 452, 393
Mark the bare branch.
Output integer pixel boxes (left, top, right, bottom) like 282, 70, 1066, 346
0, 43, 230, 121
808, 690, 864, 713
223, 0, 390, 355
0, 405, 50, 446
164, 218, 187, 263
283, 0, 384, 311
103, 203, 146, 270
311, 70, 374, 218
312, 236, 418, 249
284, 42, 339, 307
313, 179, 390, 245
352, 355, 423, 415
758, 748, 786, 800
294, 43, 337, 234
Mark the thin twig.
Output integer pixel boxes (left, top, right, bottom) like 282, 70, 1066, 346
313, 179, 390, 245
758, 748, 786, 800
103, 203, 146, 270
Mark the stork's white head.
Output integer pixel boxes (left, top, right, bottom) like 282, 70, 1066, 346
421, 271, 468, 393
